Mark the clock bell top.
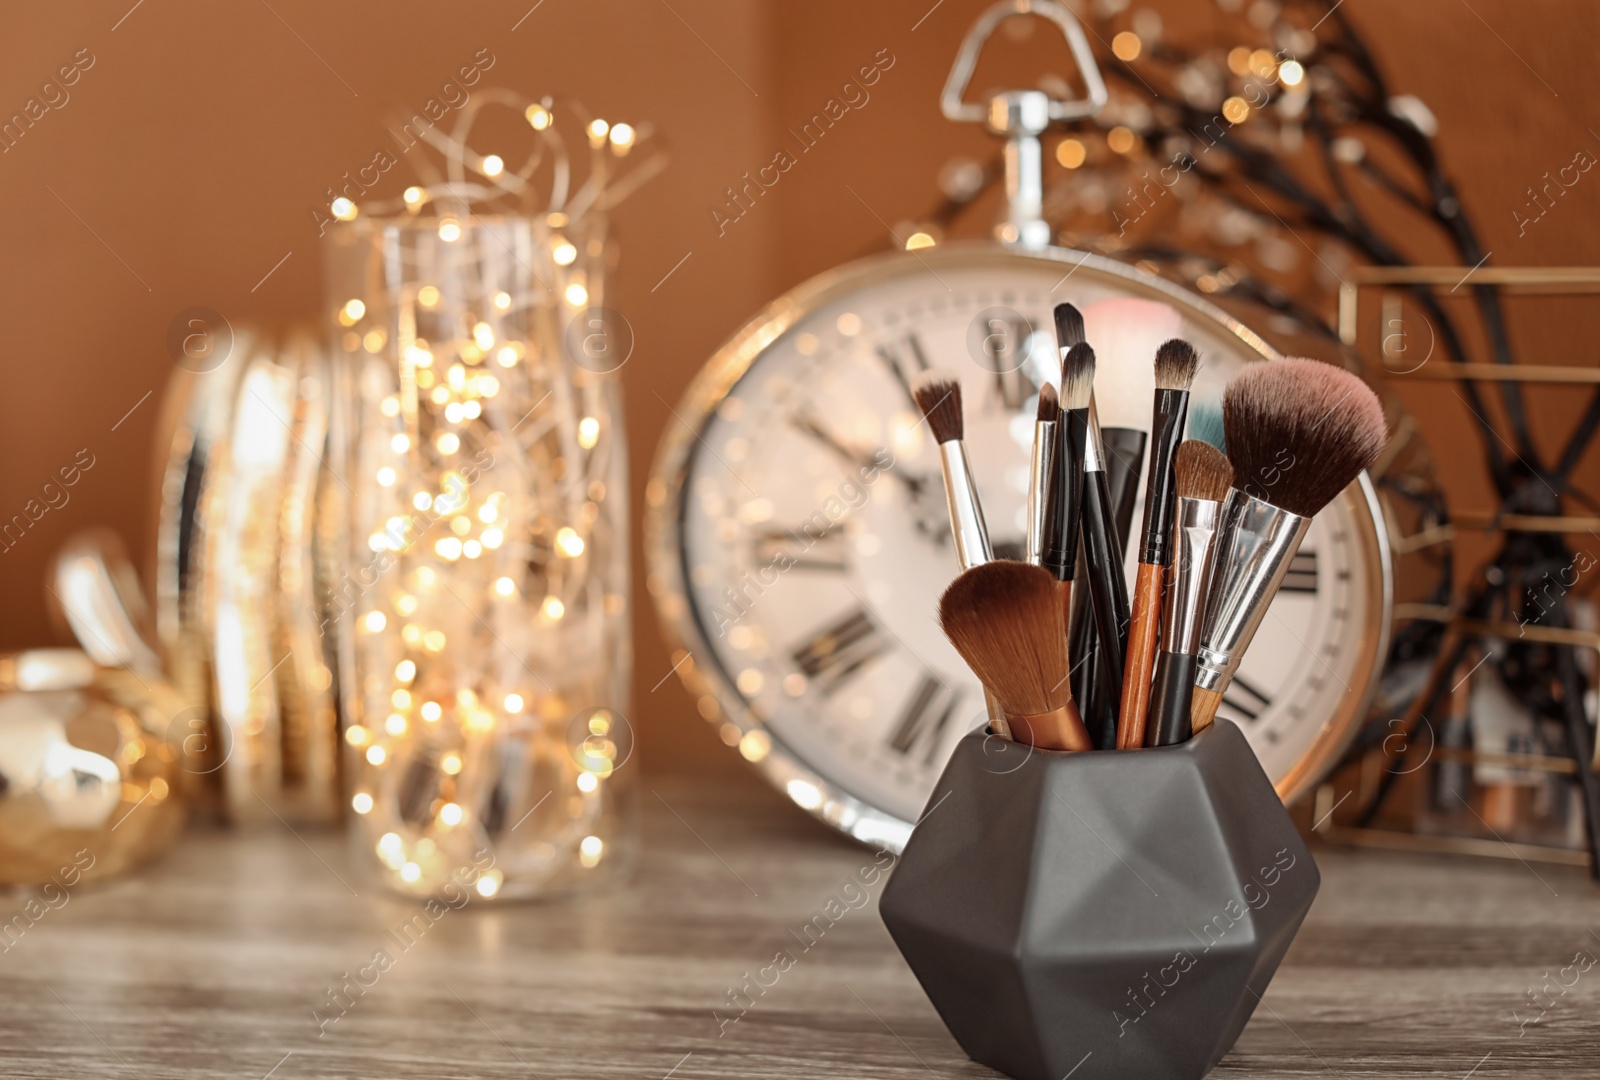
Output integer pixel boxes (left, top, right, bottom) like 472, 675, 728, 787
940, 0, 1108, 250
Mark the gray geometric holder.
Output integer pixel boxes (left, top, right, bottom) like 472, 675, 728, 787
879, 720, 1319, 1080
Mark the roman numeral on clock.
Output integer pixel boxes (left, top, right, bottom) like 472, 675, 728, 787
888, 676, 962, 765
789, 606, 889, 696
1280, 551, 1319, 594
751, 526, 848, 572
1220, 673, 1273, 722
876, 333, 930, 408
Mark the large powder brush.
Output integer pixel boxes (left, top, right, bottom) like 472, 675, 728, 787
939, 560, 1091, 752
1192, 359, 1388, 731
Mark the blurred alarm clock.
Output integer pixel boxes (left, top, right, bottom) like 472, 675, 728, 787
647, 2, 1393, 849
645, 243, 1393, 850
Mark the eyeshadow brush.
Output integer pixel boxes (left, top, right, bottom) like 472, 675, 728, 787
1117, 339, 1200, 749
1146, 441, 1231, 746
913, 368, 1011, 737
912, 370, 991, 571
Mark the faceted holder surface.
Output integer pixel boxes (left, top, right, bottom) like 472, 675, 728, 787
879, 721, 1318, 1080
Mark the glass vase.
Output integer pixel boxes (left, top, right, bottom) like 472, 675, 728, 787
324, 213, 634, 901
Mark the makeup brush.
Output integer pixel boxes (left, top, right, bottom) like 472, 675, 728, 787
1046, 346, 1090, 601
939, 560, 1092, 752
1146, 441, 1231, 747
1191, 359, 1387, 731
1026, 383, 1061, 570
1054, 307, 1096, 709
1083, 426, 1145, 749
912, 370, 992, 571
1078, 393, 1131, 725
1117, 339, 1200, 750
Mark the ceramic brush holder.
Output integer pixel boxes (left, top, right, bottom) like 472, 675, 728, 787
879, 721, 1318, 1080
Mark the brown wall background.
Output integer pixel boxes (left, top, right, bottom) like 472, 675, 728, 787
1, 0, 1597, 777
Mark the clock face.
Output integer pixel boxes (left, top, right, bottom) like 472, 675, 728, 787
647, 244, 1390, 850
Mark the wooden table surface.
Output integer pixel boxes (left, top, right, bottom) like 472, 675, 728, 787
4, 769, 1598, 1080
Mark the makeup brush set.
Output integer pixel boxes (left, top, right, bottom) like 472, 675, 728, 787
880, 303, 1388, 1080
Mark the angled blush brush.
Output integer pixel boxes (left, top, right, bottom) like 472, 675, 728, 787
939, 560, 1091, 752
912, 370, 992, 571
1191, 359, 1388, 732
1117, 339, 1200, 750
1147, 441, 1231, 747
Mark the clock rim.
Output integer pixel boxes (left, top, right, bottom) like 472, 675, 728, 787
644, 241, 1393, 847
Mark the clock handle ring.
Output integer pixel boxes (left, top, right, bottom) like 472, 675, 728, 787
939, 0, 1109, 126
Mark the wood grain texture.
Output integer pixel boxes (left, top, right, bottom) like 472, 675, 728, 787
1118, 563, 1164, 749
1193, 685, 1224, 732
1, 768, 1596, 1079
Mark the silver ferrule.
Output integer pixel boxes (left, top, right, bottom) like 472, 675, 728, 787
1161, 497, 1220, 655
939, 439, 993, 570
1025, 419, 1057, 565
1194, 490, 1311, 692
1083, 397, 1106, 472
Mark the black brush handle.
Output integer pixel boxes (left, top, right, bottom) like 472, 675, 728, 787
1049, 409, 1090, 580
1138, 390, 1189, 566
1147, 650, 1197, 746
1080, 467, 1128, 709
1103, 427, 1146, 548
1081, 426, 1144, 742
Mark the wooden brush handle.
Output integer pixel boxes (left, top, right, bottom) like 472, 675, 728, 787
1191, 686, 1224, 732
1116, 563, 1163, 749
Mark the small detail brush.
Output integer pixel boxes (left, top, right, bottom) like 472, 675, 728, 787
1192, 359, 1387, 731
939, 560, 1092, 752
1118, 339, 1199, 750
913, 370, 992, 571
1146, 441, 1231, 746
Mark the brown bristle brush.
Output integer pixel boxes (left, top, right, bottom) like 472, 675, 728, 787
1145, 440, 1231, 747
1192, 359, 1388, 732
912, 370, 992, 571
1117, 338, 1200, 750
939, 560, 1092, 752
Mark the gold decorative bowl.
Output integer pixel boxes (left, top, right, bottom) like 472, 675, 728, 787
0, 649, 185, 887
